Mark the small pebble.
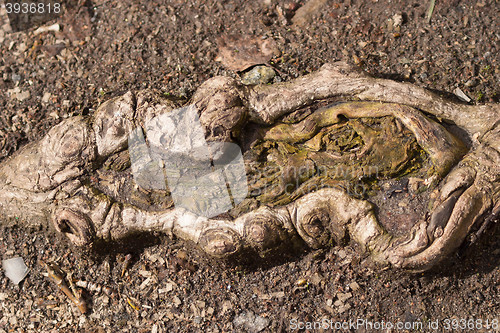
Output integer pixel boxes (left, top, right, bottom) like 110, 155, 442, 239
2, 257, 29, 285
172, 295, 182, 307
337, 292, 352, 302
11, 73, 21, 83
42, 92, 52, 103
392, 13, 403, 27
453, 87, 471, 102
241, 66, 276, 85
349, 281, 361, 292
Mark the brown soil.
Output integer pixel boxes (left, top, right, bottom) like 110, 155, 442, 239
0, 0, 498, 332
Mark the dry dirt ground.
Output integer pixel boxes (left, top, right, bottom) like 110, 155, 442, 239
0, 0, 499, 332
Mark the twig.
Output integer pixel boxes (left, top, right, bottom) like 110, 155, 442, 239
121, 254, 133, 277
41, 261, 88, 314
74, 280, 115, 296
426, 0, 436, 23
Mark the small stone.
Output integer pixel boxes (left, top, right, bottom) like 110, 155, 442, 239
7, 87, 31, 102
11, 73, 21, 83
9, 315, 17, 326
337, 292, 352, 302
139, 270, 152, 277
392, 13, 403, 27
453, 87, 471, 102
42, 92, 52, 103
259, 290, 286, 300
338, 302, 351, 314
17, 43, 27, 53
399, 57, 411, 65
78, 315, 87, 328
382, 182, 392, 191
276, 5, 289, 26
334, 299, 352, 313
349, 281, 361, 292
241, 66, 276, 85
216, 35, 278, 71
172, 295, 182, 307
33, 23, 60, 35
161, 282, 175, 293
2, 257, 29, 285
340, 255, 352, 266
323, 305, 335, 315
17, 90, 30, 101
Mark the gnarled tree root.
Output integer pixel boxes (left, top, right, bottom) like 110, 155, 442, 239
0, 62, 498, 271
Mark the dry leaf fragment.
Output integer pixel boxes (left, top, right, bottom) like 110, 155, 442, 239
127, 297, 140, 311
216, 34, 279, 71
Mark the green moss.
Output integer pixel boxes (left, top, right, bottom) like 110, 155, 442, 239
236, 105, 429, 214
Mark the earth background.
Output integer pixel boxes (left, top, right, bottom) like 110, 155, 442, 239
0, 0, 499, 332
